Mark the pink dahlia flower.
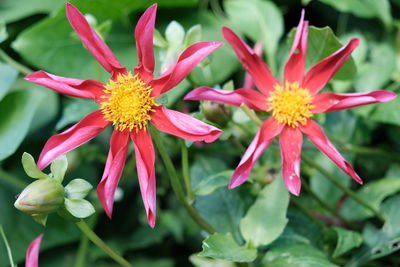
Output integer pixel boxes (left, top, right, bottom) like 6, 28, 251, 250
185, 11, 396, 195
25, 3, 222, 227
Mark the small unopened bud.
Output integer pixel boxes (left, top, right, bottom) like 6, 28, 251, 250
201, 101, 231, 126
14, 178, 64, 215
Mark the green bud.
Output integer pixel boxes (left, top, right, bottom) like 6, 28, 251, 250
165, 21, 185, 45
201, 101, 232, 127
14, 178, 65, 215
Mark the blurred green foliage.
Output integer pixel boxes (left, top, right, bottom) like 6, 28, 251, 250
1, 0, 400, 266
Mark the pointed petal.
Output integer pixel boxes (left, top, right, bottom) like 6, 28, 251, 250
134, 4, 157, 82
131, 130, 156, 228
303, 39, 360, 95
184, 87, 268, 111
312, 90, 397, 113
25, 234, 43, 267
151, 42, 223, 96
37, 110, 109, 170
243, 42, 263, 89
66, 3, 126, 76
25, 71, 104, 101
279, 126, 303, 196
284, 10, 308, 84
300, 120, 363, 184
229, 118, 283, 188
222, 27, 279, 95
97, 130, 129, 218
151, 106, 221, 143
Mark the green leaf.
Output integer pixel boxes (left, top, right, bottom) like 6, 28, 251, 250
240, 176, 289, 247
0, 21, 7, 43
50, 155, 68, 182
318, 0, 392, 27
56, 99, 99, 130
370, 96, 400, 125
65, 179, 93, 199
0, 63, 18, 101
21, 152, 48, 179
0, 89, 44, 160
341, 177, 400, 220
262, 244, 339, 266
288, 26, 357, 81
224, 0, 283, 67
64, 199, 95, 219
199, 233, 257, 262
355, 43, 395, 92
332, 227, 363, 258
0, 0, 65, 23
190, 254, 235, 267
192, 170, 232, 196
347, 195, 400, 266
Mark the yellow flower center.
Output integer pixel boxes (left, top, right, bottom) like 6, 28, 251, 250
100, 73, 157, 132
267, 81, 314, 127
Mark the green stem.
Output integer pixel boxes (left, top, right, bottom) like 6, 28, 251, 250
150, 126, 215, 234
302, 181, 351, 226
302, 154, 386, 223
74, 215, 99, 267
0, 48, 32, 75
75, 220, 132, 267
180, 140, 194, 203
240, 105, 263, 126
0, 225, 16, 267
340, 144, 400, 163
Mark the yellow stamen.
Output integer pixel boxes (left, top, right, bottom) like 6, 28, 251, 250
267, 81, 314, 127
100, 73, 157, 132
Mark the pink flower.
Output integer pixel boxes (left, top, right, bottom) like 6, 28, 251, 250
185, 11, 396, 195
25, 234, 43, 267
25, 3, 222, 227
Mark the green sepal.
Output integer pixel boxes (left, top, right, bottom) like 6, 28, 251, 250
165, 21, 185, 44
50, 155, 68, 182
32, 214, 48, 226
64, 199, 95, 219
21, 152, 48, 179
65, 178, 93, 199
184, 24, 202, 47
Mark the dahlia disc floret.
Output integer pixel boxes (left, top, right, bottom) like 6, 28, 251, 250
185, 11, 396, 195
25, 2, 223, 227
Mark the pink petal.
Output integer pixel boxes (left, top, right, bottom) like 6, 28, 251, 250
222, 27, 279, 95
131, 130, 156, 228
151, 42, 223, 96
37, 110, 109, 170
151, 106, 222, 143
229, 118, 283, 188
184, 87, 268, 111
25, 234, 43, 267
66, 3, 126, 77
97, 130, 129, 218
303, 39, 360, 95
243, 42, 263, 89
25, 71, 104, 102
300, 120, 363, 184
279, 126, 303, 196
284, 10, 308, 84
134, 4, 157, 83
312, 90, 397, 113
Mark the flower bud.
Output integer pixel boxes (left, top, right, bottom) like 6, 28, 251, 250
201, 101, 231, 127
14, 178, 65, 215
